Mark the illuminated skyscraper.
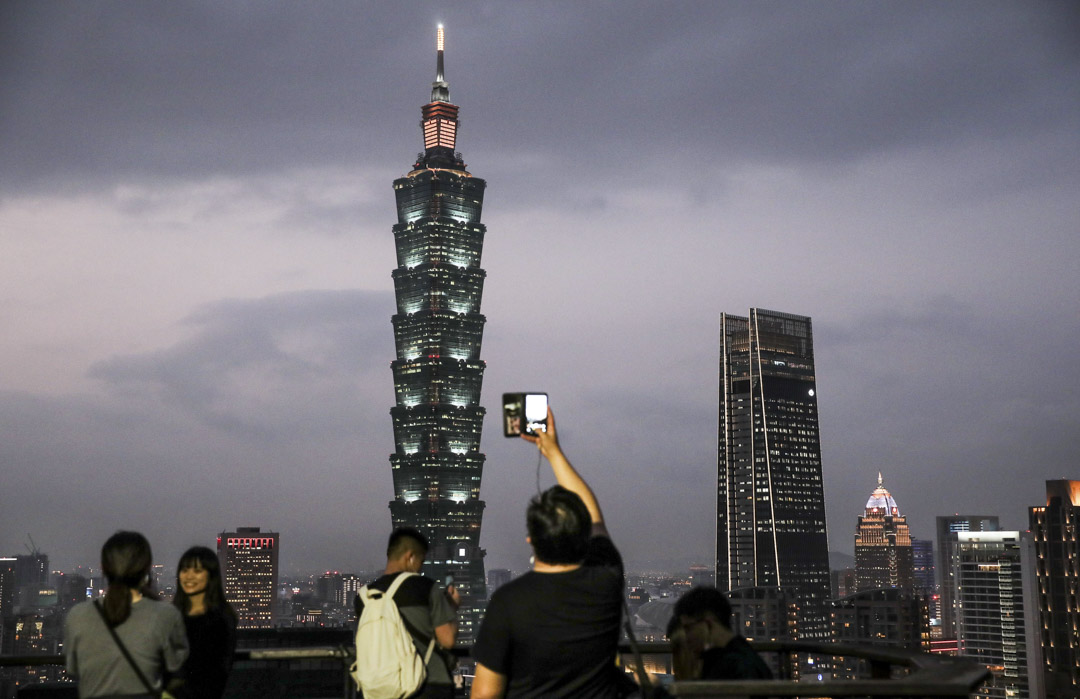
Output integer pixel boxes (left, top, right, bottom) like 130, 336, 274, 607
1029, 479, 1080, 699
217, 527, 279, 629
717, 309, 831, 638
387, 26, 488, 642
954, 531, 1038, 699
935, 514, 1000, 639
854, 473, 914, 593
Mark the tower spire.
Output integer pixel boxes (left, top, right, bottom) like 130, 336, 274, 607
419, 24, 462, 168
431, 24, 449, 103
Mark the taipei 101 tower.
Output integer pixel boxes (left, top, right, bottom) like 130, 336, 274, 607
387, 26, 488, 641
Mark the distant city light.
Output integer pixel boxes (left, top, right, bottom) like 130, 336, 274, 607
437, 25, 444, 52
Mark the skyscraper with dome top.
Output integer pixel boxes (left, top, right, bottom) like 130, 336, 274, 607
854, 473, 914, 593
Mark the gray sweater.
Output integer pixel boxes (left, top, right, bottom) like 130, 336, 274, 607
65, 598, 188, 698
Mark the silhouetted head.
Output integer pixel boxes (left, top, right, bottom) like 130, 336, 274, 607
673, 585, 733, 629
100, 531, 152, 626
526, 485, 591, 564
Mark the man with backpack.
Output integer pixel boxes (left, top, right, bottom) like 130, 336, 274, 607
353, 527, 460, 699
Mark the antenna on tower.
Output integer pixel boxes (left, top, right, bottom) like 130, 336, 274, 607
431, 24, 449, 103
436, 24, 445, 82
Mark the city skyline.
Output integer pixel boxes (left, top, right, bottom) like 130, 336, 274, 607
1, 3, 1077, 575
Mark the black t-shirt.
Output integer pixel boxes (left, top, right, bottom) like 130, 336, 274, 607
700, 636, 774, 680
175, 608, 236, 699
472, 536, 624, 698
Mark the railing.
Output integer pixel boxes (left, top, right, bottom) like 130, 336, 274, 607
630, 641, 989, 696
1, 640, 989, 698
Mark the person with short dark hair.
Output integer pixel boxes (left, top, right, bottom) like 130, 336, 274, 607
65, 531, 189, 698
671, 586, 773, 680
171, 546, 238, 699
356, 527, 460, 698
471, 408, 624, 698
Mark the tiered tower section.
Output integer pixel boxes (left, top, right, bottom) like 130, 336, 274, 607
388, 26, 487, 643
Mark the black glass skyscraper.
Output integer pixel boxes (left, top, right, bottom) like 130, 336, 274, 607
387, 26, 487, 642
717, 309, 831, 637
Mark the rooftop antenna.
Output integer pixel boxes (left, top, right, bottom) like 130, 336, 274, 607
436, 24, 445, 79
431, 24, 450, 103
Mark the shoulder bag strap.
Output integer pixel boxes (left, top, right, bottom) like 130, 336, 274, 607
621, 597, 654, 698
93, 600, 162, 698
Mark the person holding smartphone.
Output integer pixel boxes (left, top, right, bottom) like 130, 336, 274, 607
471, 407, 625, 698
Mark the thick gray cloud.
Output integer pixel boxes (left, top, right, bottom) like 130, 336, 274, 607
4, 3, 1077, 190
89, 290, 394, 438
1, 291, 403, 573
1, 2, 1077, 575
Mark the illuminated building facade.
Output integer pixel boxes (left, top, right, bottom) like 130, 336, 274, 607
954, 531, 1039, 699
936, 514, 1000, 639
717, 309, 831, 638
0, 558, 15, 621
1029, 479, 1080, 699
829, 588, 927, 679
911, 538, 935, 595
387, 26, 487, 642
730, 586, 798, 678
218, 527, 279, 629
854, 473, 914, 593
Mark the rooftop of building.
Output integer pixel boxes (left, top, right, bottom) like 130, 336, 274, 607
865, 472, 900, 516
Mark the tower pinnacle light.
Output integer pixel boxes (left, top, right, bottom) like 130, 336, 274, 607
431, 25, 449, 105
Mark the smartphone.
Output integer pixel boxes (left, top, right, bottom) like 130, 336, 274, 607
502, 392, 548, 437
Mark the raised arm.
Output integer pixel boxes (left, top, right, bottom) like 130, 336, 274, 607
522, 408, 608, 536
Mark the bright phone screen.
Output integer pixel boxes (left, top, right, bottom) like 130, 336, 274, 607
524, 393, 548, 430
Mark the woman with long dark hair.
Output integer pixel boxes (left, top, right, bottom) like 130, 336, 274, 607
170, 546, 237, 699
65, 531, 188, 698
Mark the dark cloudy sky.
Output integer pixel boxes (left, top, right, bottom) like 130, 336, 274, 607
2, 2, 1078, 576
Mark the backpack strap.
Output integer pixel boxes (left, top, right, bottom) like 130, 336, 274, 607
382, 572, 438, 663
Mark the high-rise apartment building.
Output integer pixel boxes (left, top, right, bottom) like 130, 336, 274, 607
730, 586, 798, 678
911, 538, 935, 595
0, 558, 16, 620
218, 527, 279, 629
954, 531, 1040, 699
717, 309, 831, 637
936, 514, 999, 639
854, 473, 914, 593
1029, 479, 1080, 699
829, 588, 927, 679
387, 26, 488, 643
